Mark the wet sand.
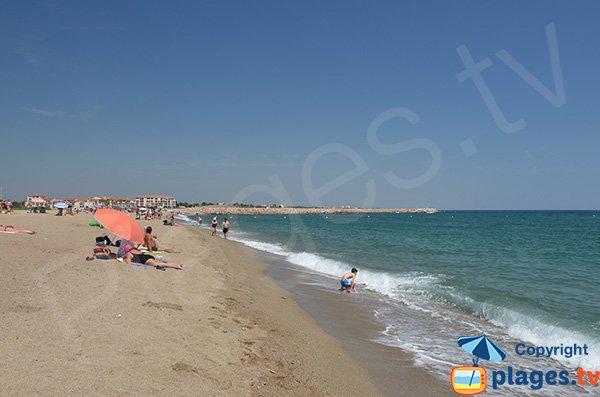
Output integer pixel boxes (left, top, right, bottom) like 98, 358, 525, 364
262, 254, 450, 397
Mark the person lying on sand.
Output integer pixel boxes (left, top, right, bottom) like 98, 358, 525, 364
0, 225, 36, 235
122, 244, 184, 270
340, 268, 358, 293
144, 226, 179, 253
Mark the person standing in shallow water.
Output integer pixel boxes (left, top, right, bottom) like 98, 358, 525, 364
340, 268, 358, 293
211, 217, 218, 236
222, 218, 230, 239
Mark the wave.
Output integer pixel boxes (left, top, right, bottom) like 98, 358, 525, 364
173, 214, 194, 222
230, 236, 443, 299
230, 238, 291, 256
224, 234, 600, 371
469, 301, 600, 369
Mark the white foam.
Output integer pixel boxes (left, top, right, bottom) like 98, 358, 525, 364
174, 214, 193, 222
229, 237, 291, 257
230, 236, 444, 301
470, 302, 600, 369
219, 232, 600, 379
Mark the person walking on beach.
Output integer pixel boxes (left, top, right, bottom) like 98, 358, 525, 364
222, 218, 230, 239
211, 217, 218, 236
340, 268, 358, 293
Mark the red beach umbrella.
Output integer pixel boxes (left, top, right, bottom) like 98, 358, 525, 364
94, 208, 144, 243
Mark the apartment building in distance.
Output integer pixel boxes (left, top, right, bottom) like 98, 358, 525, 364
134, 195, 176, 208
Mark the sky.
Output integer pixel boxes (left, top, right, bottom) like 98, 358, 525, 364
1, 0, 599, 209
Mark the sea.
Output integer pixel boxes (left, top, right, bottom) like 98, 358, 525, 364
181, 211, 600, 395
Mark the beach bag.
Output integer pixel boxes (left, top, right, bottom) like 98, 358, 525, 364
95, 235, 113, 246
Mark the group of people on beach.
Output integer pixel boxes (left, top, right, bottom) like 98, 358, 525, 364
88, 224, 184, 270
210, 216, 230, 239
6, 202, 358, 288
0, 200, 36, 234
0, 199, 14, 214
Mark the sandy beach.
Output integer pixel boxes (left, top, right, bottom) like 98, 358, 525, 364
0, 212, 447, 396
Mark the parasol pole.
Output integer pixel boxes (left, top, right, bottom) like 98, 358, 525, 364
468, 357, 479, 386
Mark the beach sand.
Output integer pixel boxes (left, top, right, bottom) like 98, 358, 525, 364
0, 212, 448, 396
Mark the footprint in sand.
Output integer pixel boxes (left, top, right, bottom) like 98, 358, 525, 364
172, 362, 198, 373
142, 301, 183, 311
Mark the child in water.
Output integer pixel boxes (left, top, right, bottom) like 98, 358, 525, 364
340, 268, 358, 293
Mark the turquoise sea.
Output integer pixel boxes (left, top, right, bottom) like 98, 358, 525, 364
185, 211, 599, 394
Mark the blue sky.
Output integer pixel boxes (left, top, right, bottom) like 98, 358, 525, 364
1, 1, 599, 209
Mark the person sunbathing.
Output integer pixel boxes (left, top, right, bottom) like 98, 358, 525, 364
122, 244, 184, 270
144, 226, 178, 253
0, 225, 36, 235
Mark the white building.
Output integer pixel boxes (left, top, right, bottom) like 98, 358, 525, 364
134, 195, 176, 208
26, 194, 50, 208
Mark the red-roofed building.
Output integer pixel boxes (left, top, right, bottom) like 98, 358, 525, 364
26, 194, 50, 208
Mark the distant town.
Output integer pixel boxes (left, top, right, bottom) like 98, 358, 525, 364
24, 194, 177, 210
3, 194, 439, 215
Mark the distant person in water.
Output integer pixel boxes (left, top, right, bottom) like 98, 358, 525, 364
222, 218, 230, 239
340, 268, 358, 293
211, 217, 218, 236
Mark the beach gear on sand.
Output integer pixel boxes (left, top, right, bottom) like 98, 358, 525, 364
54, 202, 68, 209
89, 221, 103, 227
95, 208, 144, 243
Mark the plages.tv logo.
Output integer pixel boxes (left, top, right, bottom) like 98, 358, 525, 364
451, 335, 508, 395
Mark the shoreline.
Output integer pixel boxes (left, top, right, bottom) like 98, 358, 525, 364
184, 219, 449, 395
258, 251, 450, 396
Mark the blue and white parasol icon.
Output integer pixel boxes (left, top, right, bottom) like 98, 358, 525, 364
54, 202, 68, 209
457, 335, 507, 388
458, 335, 507, 366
